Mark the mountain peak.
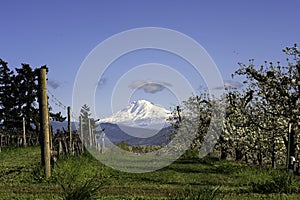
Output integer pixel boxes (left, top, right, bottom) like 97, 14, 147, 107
125, 100, 155, 114
100, 99, 171, 129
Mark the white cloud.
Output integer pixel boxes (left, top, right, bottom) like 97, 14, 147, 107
129, 80, 172, 94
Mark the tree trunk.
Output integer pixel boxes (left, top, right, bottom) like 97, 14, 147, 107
290, 128, 296, 157
257, 152, 263, 166
271, 133, 276, 169
220, 146, 228, 160
235, 147, 243, 161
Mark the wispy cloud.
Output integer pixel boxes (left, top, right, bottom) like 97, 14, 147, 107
224, 80, 243, 89
97, 77, 107, 88
48, 79, 61, 89
129, 80, 172, 94
213, 80, 243, 90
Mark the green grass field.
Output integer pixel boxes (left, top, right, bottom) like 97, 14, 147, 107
0, 146, 300, 199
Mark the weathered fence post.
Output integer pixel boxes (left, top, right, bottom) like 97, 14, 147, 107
79, 116, 84, 152
287, 122, 292, 172
22, 117, 26, 147
67, 106, 72, 154
88, 119, 92, 147
38, 67, 51, 178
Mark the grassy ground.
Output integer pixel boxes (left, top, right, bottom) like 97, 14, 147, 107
0, 146, 300, 199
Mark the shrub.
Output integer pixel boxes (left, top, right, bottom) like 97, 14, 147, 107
61, 174, 104, 200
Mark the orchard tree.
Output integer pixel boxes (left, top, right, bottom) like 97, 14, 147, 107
234, 44, 300, 163
168, 94, 212, 151
168, 92, 225, 157
219, 89, 281, 166
219, 90, 253, 162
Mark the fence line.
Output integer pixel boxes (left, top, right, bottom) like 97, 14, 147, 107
47, 89, 79, 121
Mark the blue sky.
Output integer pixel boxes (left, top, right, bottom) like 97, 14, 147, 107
0, 0, 299, 119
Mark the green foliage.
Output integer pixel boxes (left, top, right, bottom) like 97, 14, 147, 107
31, 164, 45, 183
169, 186, 221, 200
0, 59, 14, 127
198, 156, 219, 166
251, 171, 300, 194
14, 64, 39, 131
60, 174, 104, 200
214, 162, 244, 174
42, 152, 107, 199
117, 141, 130, 151
180, 149, 200, 160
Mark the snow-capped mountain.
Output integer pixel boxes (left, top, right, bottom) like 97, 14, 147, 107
100, 100, 171, 129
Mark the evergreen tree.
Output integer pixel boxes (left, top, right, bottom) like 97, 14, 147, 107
0, 59, 15, 129
0, 59, 65, 133
12, 64, 39, 131
80, 104, 100, 134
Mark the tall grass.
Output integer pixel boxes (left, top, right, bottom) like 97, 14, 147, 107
169, 186, 221, 200
251, 171, 300, 194
51, 153, 108, 200
60, 174, 104, 200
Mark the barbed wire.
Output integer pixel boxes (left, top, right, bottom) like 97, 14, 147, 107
47, 89, 79, 121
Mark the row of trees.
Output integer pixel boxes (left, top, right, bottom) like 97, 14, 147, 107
169, 44, 300, 168
0, 59, 65, 136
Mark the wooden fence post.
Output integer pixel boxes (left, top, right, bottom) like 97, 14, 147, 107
38, 67, 51, 178
88, 119, 92, 147
287, 122, 292, 172
67, 106, 72, 154
22, 117, 26, 147
79, 116, 84, 152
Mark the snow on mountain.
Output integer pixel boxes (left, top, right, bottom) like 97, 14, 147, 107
100, 100, 171, 129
